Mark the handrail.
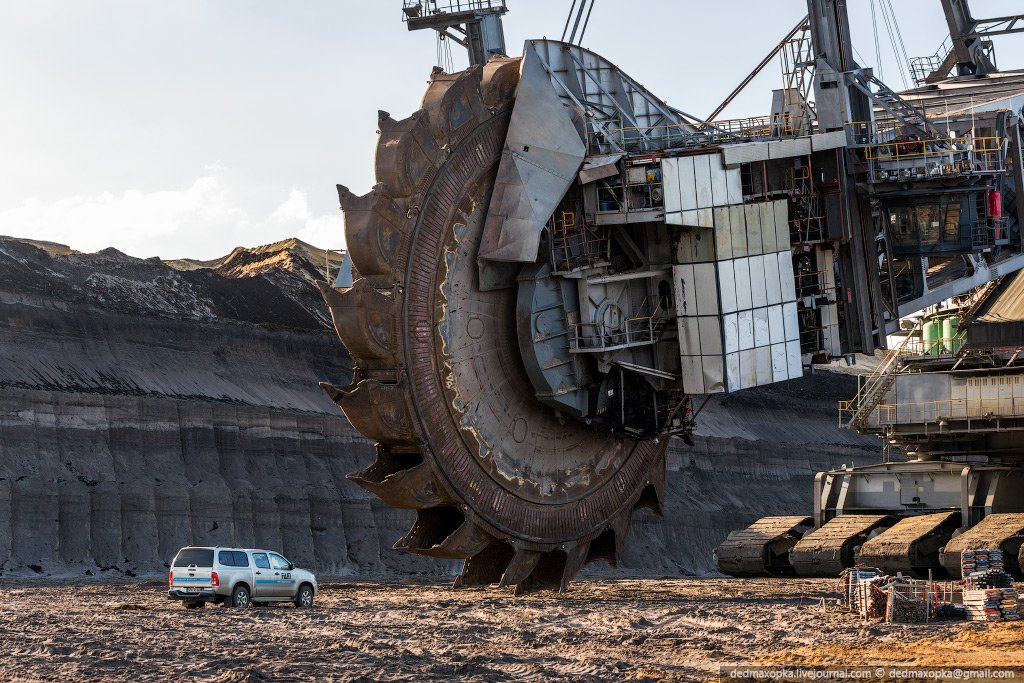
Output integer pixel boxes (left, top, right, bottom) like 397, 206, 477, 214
837, 317, 925, 427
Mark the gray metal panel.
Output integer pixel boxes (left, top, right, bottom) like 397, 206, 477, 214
810, 130, 848, 151
767, 136, 813, 159
786, 339, 802, 379
764, 252, 783, 305
755, 346, 773, 386
737, 310, 755, 351
734, 257, 753, 310
680, 355, 705, 395
709, 154, 729, 207
579, 154, 624, 184
660, 158, 682, 215
702, 354, 726, 394
730, 205, 748, 258
713, 206, 733, 261
679, 156, 698, 212
672, 264, 697, 316
753, 307, 770, 347
694, 262, 720, 316
726, 351, 742, 392
726, 167, 743, 205
721, 141, 770, 166
778, 251, 797, 302
698, 316, 724, 356
693, 154, 714, 209
771, 343, 789, 383
772, 199, 790, 252
717, 259, 737, 314
480, 42, 587, 262
759, 202, 777, 255
677, 316, 701, 355
768, 304, 785, 345
744, 204, 763, 256
739, 348, 758, 389
783, 301, 800, 342
723, 312, 739, 354
749, 256, 768, 309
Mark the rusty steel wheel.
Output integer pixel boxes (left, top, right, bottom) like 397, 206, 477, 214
321, 59, 668, 594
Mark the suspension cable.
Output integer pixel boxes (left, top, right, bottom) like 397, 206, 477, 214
870, 0, 884, 80
561, 0, 578, 42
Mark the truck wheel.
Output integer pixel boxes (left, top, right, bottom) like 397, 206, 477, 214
231, 585, 250, 609
294, 584, 314, 608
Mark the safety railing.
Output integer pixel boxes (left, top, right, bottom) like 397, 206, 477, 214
838, 317, 924, 428
845, 124, 1005, 183
588, 113, 797, 154
972, 217, 1009, 249
550, 210, 610, 272
402, 0, 506, 18
569, 299, 668, 353
873, 396, 1024, 426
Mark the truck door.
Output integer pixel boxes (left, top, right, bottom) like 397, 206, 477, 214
251, 552, 275, 598
268, 552, 298, 597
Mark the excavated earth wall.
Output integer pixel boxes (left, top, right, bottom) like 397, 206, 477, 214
0, 237, 879, 578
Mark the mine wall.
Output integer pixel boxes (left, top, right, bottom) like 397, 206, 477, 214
0, 240, 880, 578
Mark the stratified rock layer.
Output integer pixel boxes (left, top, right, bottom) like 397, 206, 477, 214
0, 237, 879, 578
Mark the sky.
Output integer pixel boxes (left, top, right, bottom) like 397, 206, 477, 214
1, 0, 1022, 260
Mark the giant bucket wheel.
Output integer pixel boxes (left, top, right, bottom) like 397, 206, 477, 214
321, 59, 667, 594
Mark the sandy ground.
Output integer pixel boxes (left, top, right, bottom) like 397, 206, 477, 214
1, 578, 1021, 682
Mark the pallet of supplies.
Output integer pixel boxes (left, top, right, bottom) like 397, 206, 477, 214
964, 589, 1004, 622
1000, 587, 1019, 621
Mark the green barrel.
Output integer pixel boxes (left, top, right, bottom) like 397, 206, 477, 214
923, 320, 940, 355
945, 315, 961, 354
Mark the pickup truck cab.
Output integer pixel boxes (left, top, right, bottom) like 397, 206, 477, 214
168, 546, 317, 609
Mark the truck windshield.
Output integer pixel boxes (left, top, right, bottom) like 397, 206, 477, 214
172, 548, 214, 567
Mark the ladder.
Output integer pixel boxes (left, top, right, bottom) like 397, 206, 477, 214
853, 73, 942, 140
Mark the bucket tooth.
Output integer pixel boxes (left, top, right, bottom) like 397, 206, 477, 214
715, 516, 814, 577
559, 543, 589, 592
633, 448, 666, 515
454, 541, 514, 588
394, 507, 492, 558
511, 549, 575, 596
347, 446, 453, 510
320, 380, 418, 444
319, 280, 399, 365
856, 511, 961, 576
337, 184, 410, 279
374, 110, 443, 199
585, 510, 632, 567
940, 513, 1024, 578
480, 56, 521, 109
498, 548, 542, 590
420, 66, 490, 148
790, 514, 897, 577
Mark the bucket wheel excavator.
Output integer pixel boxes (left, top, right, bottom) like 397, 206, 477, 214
320, 0, 1024, 590
321, 47, 676, 594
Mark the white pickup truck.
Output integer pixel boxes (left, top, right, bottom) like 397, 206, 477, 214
168, 546, 318, 609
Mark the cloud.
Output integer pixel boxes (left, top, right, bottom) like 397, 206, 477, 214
271, 189, 344, 250
0, 179, 344, 259
0, 177, 239, 257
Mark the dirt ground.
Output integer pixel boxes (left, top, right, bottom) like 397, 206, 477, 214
1, 578, 1021, 682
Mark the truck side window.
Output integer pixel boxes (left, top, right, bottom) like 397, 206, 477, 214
270, 553, 290, 570
232, 551, 249, 567
253, 553, 271, 569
